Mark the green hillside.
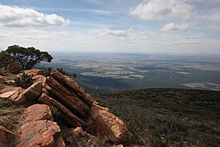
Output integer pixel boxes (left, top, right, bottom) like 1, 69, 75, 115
93, 89, 220, 146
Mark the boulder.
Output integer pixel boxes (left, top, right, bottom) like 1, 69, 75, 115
15, 81, 42, 103
24, 68, 43, 76
25, 104, 53, 122
18, 120, 64, 147
64, 127, 96, 144
18, 104, 65, 147
90, 104, 131, 143
0, 126, 15, 147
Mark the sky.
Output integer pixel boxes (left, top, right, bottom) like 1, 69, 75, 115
0, 0, 220, 54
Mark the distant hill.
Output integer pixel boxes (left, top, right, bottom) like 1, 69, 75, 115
93, 88, 220, 146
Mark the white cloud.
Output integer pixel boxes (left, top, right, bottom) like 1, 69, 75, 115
160, 23, 191, 32
130, 0, 194, 20
208, 10, 220, 25
100, 28, 133, 38
0, 4, 69, 27
0, 26, 219, 54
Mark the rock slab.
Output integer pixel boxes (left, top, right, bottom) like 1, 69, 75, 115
90, 104, 130, 143
18, 104, 65, 147
15, 81, 42, 103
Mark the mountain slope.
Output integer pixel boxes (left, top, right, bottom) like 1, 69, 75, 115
93, 88, 220, 146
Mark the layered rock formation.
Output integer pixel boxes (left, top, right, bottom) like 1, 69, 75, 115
0, 68, 133, 146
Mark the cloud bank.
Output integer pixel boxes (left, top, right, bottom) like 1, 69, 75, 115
0, 4, 69, 27
130, 0, 194, 20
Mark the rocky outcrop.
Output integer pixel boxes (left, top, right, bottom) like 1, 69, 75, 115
18, 104, 65, 147
38, 69, 96, 129
0, 68, 133, 145
39, 69, 131, 143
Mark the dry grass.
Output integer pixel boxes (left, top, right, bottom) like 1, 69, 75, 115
0, 98, 24, 147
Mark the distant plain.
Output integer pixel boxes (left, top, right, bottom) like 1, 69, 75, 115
39, 53, 220, 92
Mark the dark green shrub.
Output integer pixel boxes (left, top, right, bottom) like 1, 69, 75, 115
14, 73, 33, 88
57, 68, 77, 78
57, 68, 67, 75
0, 51, 13, 68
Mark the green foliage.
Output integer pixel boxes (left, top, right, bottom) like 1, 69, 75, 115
0, 51, 13, 68
0, 45, 53, 69
57, 68, 67, 75
14, 73, 33, 88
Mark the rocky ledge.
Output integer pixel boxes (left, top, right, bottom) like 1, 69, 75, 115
0, 68, 135, 146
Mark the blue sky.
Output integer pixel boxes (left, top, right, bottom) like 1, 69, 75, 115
0, 0, 220, 54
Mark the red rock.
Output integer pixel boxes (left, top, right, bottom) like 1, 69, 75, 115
90, 104, 130, 143
32, 75, 46, 86
18, 104, 65, 147
25, 104, 53, 122
9, 87, 23, 101
50, 69, 94, 106
18, 120, 64, 147
46, 76, 90, 117
15, 81, 42, 103
24, 68, 43, 76
64, 127, 96, 144
0, 126, 15, 147
0, 89, 17, 99
72, 127, 89, 137
38, 93, 87, 127
0, 86, 17, 94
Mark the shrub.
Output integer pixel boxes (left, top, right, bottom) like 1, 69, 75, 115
57, 68, 77, 78
14, 73, 33, 88
57, 68, 67, 75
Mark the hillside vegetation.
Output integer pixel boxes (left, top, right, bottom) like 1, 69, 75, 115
93, 88, 220, 146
